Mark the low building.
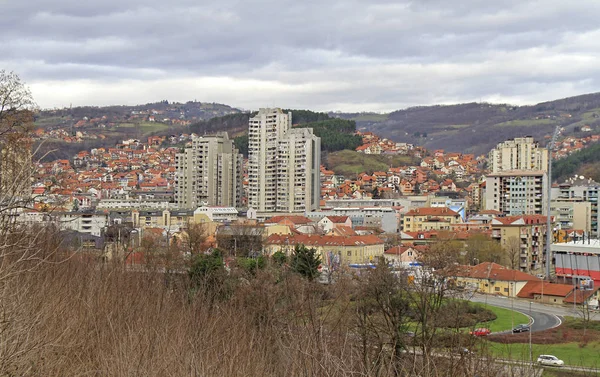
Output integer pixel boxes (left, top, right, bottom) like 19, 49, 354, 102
194, 206, 239, 222
552, 239, 600, 285
517, 281, 575, 305
264, 233, 385, 266
402, 207, 462, 232
383, 245, 422, 267
318, 216, 352, 234
451, 262, 541, 297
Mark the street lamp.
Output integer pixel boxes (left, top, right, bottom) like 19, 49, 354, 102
511, 281, 514, 333
529, 301, 533, 367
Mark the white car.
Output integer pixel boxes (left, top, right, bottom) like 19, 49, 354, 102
537, 355, 564, 367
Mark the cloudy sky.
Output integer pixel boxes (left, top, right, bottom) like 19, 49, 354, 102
3, 0, 600, 112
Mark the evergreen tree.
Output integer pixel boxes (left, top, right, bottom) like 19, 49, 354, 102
291, 244, 321, 281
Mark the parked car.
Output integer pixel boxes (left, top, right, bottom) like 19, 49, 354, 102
512, 324, 530, 333
469, 328, 491, 337
537, 355, 564, 367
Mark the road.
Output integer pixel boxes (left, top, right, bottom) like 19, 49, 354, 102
468, 294, 563, 332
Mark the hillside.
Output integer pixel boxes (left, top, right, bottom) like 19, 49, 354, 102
355, 93, 600, 155
553, 143, 600, 183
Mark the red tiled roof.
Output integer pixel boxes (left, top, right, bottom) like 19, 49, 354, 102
405, 207, 460, 217
266, 234, 384, 247
384, 245, 413, 255
564, 287, 600, 304
454, 262, 541, 282
325, 216, 349, 223
517, 281, 574, 298
264, 215, 313, 225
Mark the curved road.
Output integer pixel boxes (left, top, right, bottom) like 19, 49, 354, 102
469, 294, 563, 332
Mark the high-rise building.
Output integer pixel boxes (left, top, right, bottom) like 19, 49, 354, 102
175, 132, 243, 209
485, 170, 547, 216
248, 108, 320, 215
488, 136, 549, 173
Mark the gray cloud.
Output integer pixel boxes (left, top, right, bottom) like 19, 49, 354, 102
2, 0, 600, 111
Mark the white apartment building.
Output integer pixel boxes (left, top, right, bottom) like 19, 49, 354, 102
248, 108, 320, 214
488, 136, 549, 173
175, 132, 243, 209
485, 170, 548, 216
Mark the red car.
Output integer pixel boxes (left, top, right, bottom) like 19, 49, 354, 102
470, 328, 491, 337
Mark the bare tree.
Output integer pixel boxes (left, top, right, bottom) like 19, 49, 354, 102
504, 236, 521, 270
465, 233, 505, 265
216, 223, 264, 257
182, 219, 209, 256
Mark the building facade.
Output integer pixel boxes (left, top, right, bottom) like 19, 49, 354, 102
491, 215, 547, 273
402, 207, 462, 232
485, 170, 547, 216
488, 136, 549, 173
550, 200, 591, 232
552, 239, 600, 285
248, 108, 320, 214
175, 132, 243, 209
552, 177, 600, 237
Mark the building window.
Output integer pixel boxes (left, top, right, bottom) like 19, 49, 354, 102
495, 287, 500, 292
347, 251, 352, 257
504, 288, 509, 293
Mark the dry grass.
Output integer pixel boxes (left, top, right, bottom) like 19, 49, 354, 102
0, 250, 528, 377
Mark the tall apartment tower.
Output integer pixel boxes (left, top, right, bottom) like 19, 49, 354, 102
485, 170, 548, 216
175, 132, 243, 209
248, 108, 320, 214
488, 136, 549, 173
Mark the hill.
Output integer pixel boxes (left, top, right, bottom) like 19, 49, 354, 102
356, 93, 600, 155
553, 143, 600, 183
192, 110, 361, 157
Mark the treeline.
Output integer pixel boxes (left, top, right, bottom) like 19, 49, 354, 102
553, 143, 600, 182
294, 118, 362, 153
230, 111, 360, 156
189, 112, 252, 136
283, 109, 330, 123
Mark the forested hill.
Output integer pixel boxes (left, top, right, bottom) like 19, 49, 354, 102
553, 143, 600, 183
190, 110, 360, 157
360, 92, 600, 155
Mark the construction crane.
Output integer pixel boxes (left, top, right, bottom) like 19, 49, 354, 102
545, 125, 561, 281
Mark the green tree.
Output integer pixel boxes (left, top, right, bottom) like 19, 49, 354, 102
272, 250, 287, 265
291, 244, 321, 281
233, 134, 249, 157
237, 256, 266, 275
372, 187, 380, 199
189, 249, 226, 291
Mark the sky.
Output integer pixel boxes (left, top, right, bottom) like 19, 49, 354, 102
3, 0, 600, 112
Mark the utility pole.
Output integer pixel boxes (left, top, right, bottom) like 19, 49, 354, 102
546, 125, 561, 281
529, 301, 533, 367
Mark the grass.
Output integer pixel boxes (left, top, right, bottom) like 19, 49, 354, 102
114, 121, 170, 134
488, 341, 600, 369
477, 304, 530, 333
496, 119, 556, 127
34, 116, 69, 127
350, 113, 389, 122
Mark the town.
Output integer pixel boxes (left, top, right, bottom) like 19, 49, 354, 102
10, 107, 597, 302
